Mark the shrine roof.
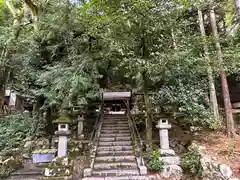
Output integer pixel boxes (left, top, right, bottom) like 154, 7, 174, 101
103, 92, 131, 100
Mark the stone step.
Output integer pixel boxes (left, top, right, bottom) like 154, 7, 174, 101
103, 120, 128, 123
83, 176, 150, 180
100, 133, 131, 137
10, 168, 44, 177
95, 155, 136, 162
97, 150, 134, 156
98, 146, 133, 151
11, 171, 43, 176
102, 123, 129, 126
99, 137, 132, 142
104, 116, 127, 118
92, 169, 140, 177
94, 162, 138, 170
102, 125, 129, 128
102, 125, 129, 127
98, 141, 132, 146
101, 127, 129, 130
101, 124, 129, 127
104, 116, 127, 120
7, 175, 42, 180
101, 130, 130, 134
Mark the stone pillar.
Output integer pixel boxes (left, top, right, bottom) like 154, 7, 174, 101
156, 119, 175, 155
55, 123, 70, 157
77, 115, 84, 139
158, 119, 171, 149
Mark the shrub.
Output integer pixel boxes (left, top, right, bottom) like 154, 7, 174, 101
0, 115, 46, 155
205, 115, 223, 130
0, 167, 14, 179
146, 151, 164, 172
0, 115, 46, 178
181, 143, 202, 175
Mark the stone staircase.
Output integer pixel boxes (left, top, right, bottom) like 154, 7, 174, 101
83, 114, 148, 180
7, 160, 44, 180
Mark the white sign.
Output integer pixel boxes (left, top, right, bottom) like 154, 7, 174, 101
5, 90, 10, 96
9, 92, 17, 106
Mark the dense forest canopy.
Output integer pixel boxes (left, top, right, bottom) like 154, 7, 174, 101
0, 0, 240, 137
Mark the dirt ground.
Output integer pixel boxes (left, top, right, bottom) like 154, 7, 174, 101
194, 131, 240, 178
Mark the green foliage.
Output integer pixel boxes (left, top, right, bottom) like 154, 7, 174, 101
0, 167, 14, 179
181, 143, 202, 175
18, 0, 102, 112
0, 115, 45, 156
1, 0, 240, 134
54, 116, 72, 124
155, 53, 212, 126
146, 151, 164, 172
0, 0, 9, 25
204, 115, 223, 130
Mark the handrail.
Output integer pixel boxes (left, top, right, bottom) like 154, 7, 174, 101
124, 101, 145, 166
88, 103, 104, 170
89, 103, 104, 146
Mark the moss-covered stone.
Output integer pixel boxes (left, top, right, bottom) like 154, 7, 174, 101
32, 149, 57, 154
43, 157, 73, 178
54, 117, 72, 124
40, 175, 73, 180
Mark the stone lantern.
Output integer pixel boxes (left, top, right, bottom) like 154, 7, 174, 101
54, 116, 72, 157
156, 118, 181, 169
77, 115, 84, 140
156, 119, 175, 155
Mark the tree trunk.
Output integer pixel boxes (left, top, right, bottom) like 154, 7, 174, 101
198, 9, 219, 120
236, 0, 240, 17
46, 106, 54, 135
142, 72, 153, 152
171, 28, 177, 50
0, 89, 5, 115
209, 8, 236, 137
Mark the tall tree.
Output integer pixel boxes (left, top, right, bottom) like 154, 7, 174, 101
0, 0, 35, 113
209, 7, 236, 136
236, 0, 240, 17
198, 9, 219, 120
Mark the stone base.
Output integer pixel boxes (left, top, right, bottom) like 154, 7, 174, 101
159, 149, 176, 156
136, 157, 147, 175
139, 166, 147, 175
159, 156, 180, 165
161, 165, 183, 179
44, 168, 55, 176
83, 168, 92, 177
44, 167, 72, 177
40, 175, 73, 180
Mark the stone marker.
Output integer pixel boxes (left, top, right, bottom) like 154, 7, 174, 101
78, 115, 84, 139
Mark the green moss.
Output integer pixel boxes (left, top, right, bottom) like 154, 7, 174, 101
32, 149, 57, 154
54, 116, 72, 124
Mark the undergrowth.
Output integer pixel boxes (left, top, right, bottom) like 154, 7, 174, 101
0, 115, 46, 178
146, 151, 164, 172
181, 143, 202, 175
